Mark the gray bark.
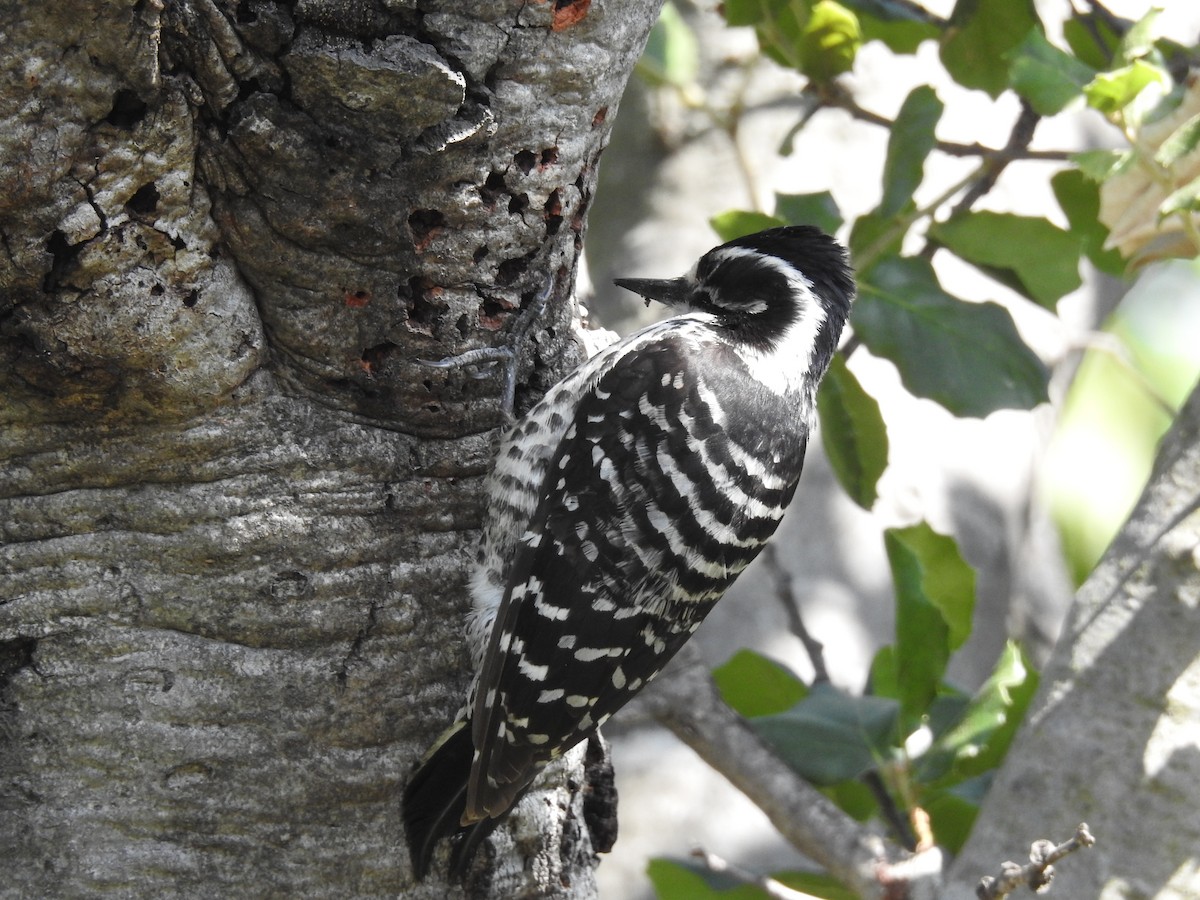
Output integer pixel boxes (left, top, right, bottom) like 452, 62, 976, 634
0, 1, 659, 896
944, 378, 1200, 899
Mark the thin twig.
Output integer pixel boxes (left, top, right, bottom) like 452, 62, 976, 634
812, 83, 1071, 162
763, 543, 829, 684
947, 100, 1042, 219
691, 848, 824, 900
975, 823, 1097, 899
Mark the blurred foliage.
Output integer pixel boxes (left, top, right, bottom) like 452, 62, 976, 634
638, 1, 1200, 895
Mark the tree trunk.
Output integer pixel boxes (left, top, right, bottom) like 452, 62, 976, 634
0, 1, 659, 896
944, 378, 1200, 899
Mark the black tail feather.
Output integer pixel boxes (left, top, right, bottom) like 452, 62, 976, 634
402, 721, 474, 880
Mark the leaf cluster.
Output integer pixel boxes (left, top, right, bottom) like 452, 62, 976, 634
636, 1, 1200, 895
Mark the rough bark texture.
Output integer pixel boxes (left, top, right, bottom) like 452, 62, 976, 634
0, 1, 660, 896
944, 379, 1200, 899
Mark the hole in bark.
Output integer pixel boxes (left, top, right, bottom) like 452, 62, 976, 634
105, 89, 148, 129
42, 229, 82, 292
496, 252, 536, 286
592, 106, 609, 128
150, 284, 165, 296
480, 172, 506, 207
540, 147, 559, 167
405, 278, 445, 335
361, 341, 397, 374
183, 290, 199, 308
455, 314, 470, 337
513, 150, 537, 175
408, 209, 446, 250
0, 636, 37, 689
126, 182, 160, 216
544, 189, 563, 236
473, 245, 489, 264
508, 193, 528, 216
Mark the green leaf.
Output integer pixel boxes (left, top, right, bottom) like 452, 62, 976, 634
840, 0, 941, 54
853, 257, 1050, 416
922, 780, 985, 853
922, 641, 1039, 782
1084, 60, 1165, 115
929, 212, 1082, 308
848, 210, 906, 274
800, 0, 862, 82
886, 523, 976, 723
710, 210, 786, 242
1116, 7, 1161, 64
775, 191, 844, 234
868, 644, 900, 700
647, 858, 763, 899
1158, 174, 1200, 219
753, 683, 900, 785
773, 870, 860, 900
879, 86, 943, 218
1062, 9, 1123, 69
1072, 148, 1132, 183
939, 0, 1040, 97
1156, 112, 1200, 168
724, 0, 809, 71
1051, 169, 1125, 276
1006, 28, 1095, 115
821, 777, 878, 821
712, 648, 808, 718
639, 2, 700, 89
818, 354, 889, 509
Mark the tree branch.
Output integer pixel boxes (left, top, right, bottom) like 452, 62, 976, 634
762, 543, 829, 684
974, 824, 1096, 899
642, 649, 942, 899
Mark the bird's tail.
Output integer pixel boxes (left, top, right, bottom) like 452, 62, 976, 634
403, 718, 474, 879
404, 718, 515, 880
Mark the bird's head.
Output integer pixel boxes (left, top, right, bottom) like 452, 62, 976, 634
614, 225, 855, 365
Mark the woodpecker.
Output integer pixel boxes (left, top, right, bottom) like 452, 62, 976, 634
403, 225, 855, 878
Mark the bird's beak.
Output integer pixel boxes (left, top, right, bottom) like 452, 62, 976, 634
614, 276, 692, 309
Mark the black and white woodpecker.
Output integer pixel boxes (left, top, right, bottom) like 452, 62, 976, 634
403, 225, 855, 878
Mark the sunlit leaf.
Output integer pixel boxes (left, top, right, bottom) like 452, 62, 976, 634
1072, 148, 1133, 183
712, 648, 808, 718
800, 0, 862, 82
920, 641, 1039, 782
1158, 175, 1200, 219
853, 257, 1050, 416
886, 523, 976, 723
639, 2, 700, 88
710, 210, 786, 242
818, 354, 889, 509
1084, 60, 1165, 115
1155, 113, 1200, 168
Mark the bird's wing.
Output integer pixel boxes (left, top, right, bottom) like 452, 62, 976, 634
463, 330, 809, 822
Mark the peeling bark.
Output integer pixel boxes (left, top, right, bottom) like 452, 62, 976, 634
0, 1, 661, 895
